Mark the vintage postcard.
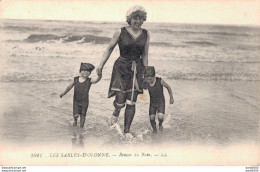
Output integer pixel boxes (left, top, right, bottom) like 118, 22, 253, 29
0, 0, 259, 166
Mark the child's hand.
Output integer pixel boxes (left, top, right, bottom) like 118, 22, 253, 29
170, 98, 174, 104
60, 93, 64, 98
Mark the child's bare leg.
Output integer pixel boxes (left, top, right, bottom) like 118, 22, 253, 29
73, 114, 80, 126
158, 113, 164, 132
80, 114, 86, 128
150, 115, 157, 133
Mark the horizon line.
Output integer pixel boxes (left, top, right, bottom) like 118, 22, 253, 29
2, 18, 260, 27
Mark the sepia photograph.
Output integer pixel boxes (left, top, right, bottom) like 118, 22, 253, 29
0, 0, 259, 167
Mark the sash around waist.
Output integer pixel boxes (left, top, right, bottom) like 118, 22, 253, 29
114, 56, 144, 76
119, 56, 141, 62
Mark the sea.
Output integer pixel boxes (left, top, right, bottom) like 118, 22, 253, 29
0, 19, 259, 149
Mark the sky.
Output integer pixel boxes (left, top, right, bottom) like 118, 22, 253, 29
0, 0, 259, 25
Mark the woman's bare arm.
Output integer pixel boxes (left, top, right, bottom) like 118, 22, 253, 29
90, 73, 102, 84
141, 31, 150, 66
97, 30, 120, 75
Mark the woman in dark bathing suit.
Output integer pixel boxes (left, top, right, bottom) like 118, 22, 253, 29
96, 5, 150, 138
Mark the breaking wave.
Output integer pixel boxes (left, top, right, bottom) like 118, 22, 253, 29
23, 34, 111, 44
153, 28, 259, 37
162, 72, 260, 81
184, 41, 217, 46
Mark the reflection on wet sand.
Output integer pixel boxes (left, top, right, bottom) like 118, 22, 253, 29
71, 128, 85, 149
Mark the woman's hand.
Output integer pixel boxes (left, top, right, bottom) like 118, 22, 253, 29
96, 67, 103, 76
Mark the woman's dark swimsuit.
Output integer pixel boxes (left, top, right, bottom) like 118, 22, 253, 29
73, 76, 92, 116
108, 27, 148, 133
108, 27, 148, 99
146, 77, 165, 115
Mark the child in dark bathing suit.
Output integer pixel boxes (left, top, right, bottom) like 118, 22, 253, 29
60, 63, 101, 128
144, 66, 174, 133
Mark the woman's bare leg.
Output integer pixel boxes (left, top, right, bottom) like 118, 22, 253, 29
124, 92, 138, 134
124, 103, 135, 133
110, 92, 126, 125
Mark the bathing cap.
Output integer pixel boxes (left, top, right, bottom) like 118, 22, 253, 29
80, 63, 95, 72
126, 5, 147, 21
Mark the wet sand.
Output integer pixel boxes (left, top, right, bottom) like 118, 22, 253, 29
0, 79, 259, 147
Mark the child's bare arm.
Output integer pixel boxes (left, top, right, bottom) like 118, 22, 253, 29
161, 79, 174, 104
91, 73, 102, 84
60, 81, 75, 98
